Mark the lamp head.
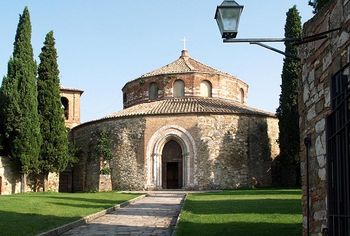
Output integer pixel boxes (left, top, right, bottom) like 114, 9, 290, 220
215, 0, 244, 39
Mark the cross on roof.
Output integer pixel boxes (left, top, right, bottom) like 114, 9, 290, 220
181, 36, 188, 50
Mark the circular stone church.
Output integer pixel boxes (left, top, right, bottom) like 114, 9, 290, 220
66, 50, 279, 191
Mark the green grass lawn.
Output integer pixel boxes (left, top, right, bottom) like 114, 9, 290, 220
176, 189, 302, 236
0, 191, 139, 235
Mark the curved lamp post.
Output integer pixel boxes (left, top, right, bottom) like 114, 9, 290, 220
215, 1, 343, 235
215, 0, 341, 58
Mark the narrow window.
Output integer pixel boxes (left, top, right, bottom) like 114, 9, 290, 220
149, 82, 159, 100
240, 88, 245, 104
123, 92, 127, 103
61, 97, 69, 120
173, 80, 185, 97
200, 80, 212, 97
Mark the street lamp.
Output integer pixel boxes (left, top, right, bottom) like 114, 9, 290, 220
214, 0, 341, 58
214, 0, 243, 39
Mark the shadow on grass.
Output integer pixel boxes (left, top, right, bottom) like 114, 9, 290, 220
195, 189, 301, 196
184, 198, 301, 215
45, 195, 120, 205
176, 221, 301, 236
47, 201, 116, 209
0, 210, 78, 236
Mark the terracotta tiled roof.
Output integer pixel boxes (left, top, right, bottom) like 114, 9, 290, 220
139, 50, 233, 78
104, 97, 275, 119
60, 86, 84, 93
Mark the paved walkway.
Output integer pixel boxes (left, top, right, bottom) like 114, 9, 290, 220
62, 193, 185, 236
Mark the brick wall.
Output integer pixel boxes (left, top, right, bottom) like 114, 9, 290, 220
122, 73, 248, 108
60, 89, 82, 129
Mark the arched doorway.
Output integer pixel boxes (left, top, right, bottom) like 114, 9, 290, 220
146, 125, 197, 190
161, 140, 183, 189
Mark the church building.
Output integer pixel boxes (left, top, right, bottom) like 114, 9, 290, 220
64, 50, 279, 191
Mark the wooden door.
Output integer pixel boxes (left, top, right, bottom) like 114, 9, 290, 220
166, 162, 179, 189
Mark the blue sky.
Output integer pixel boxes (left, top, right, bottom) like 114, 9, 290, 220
0, 1, 313, 122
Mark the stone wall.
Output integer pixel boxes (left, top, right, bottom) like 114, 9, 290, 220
196, 115, 248, 189
70, 117, 146, 191
0, 156, 22, 194
248, 117, 280, 187
99, 175, 112, 191
70, 113, 279, 191
0, 156, 59, 194
47, 173, 59, 192
299, 0, 350, 234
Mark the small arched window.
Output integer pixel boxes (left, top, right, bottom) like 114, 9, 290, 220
123, 92, 127, 103
200, 80, 212, 97
149, 82, 159, 100
240, 88, 245, 104
61, 97, 69, 120
173, 80, 185, 97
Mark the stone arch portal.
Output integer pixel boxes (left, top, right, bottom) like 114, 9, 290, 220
146, 125, 196, 190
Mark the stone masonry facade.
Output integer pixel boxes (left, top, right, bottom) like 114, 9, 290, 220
0, 156, 59, 195
70, 114, 279, 191
299, 0, 350, 235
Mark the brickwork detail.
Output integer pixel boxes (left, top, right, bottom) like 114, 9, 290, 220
122, 50, 248, 108
60, 88, 83, 129
299, 0, 350, 234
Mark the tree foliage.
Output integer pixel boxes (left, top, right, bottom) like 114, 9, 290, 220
37, 31, 72, 175
0, 7, 41, 174
94, 130, 113, 162
276, 6, 302, 186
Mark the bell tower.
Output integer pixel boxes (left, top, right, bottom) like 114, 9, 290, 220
60, 87, 84, 129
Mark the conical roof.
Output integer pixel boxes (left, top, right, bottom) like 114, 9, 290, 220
105, 97, 274, 119
139, 50, 233, 78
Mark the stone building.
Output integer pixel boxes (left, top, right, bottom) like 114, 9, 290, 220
66, 49, 279, 192
60, 87, 84, 129
299, 0, 349, 235
0, 87, 83, 195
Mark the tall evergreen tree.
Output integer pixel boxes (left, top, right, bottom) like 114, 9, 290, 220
0, 7, 41, 174
276, 6, 301, 186
37, 31, 70, 186
0, 60, 20, 159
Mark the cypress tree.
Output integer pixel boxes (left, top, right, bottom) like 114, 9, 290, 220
0, 71, 20, 157
276, 6, 301, 186
0, 7, 41, 175
37, 31, 70, 187
0, 77, 3, 155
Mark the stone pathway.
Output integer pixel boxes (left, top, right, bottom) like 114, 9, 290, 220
62, 193, 185, 236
